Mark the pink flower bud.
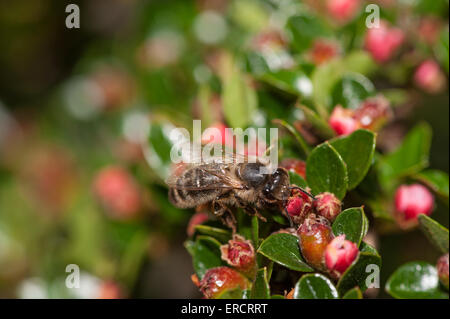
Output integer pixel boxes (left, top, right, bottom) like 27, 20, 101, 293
220, 235, 256, 272
286, 188, 313, 224
98, 280, 123, 299
329, 106, 359, 136
437, 253, 449, 290
198, 267, 250, 299
187, 212, 209, 237
309, 40, 339, 65
394, 184, 434, 221
93, 166, 141, 219
314, 192, 342, 222
201, 122, 234, 147
325, 235, 359, 276
353, 95, 392, 131
326, 0, 361, 23
414, 60, 446, 94
364, 21, 404, 63
297, 214, 334, 271
280, 158, 306, 178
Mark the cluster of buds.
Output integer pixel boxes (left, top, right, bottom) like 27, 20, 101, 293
364, 20, 404, 63
329, 95, 392, 136
193, 267, 250, 299
220, 235, 257, 275
394, 184, 434, 225
437, 253, 449, 290
286, 188, 314, 225
414, 60, 446, 94
313, 192, 342, 222
93, 166, 141, 220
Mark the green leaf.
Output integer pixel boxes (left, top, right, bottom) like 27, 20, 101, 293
147, 121, 178, 180
222, 59, 258, 128
272, 119, 310, 156
293, 273, 339, 299
257, 233, 313, 272
434, 28, 449, 73
331, 129, 376, 189
312, 59, 344, 114
414, 169, 449, 201
297, 104, 335, 139
343, 51, 376, 76
306, 142, 348, 199
287, 14, 329, 53
386, 262, 448, 299
250, 267, 270, 299
288, 171, 308, 188
359, 242, 380, 256
342, 287, 363, 299
194, 225, 232, 243
186, 236, 224, 279
332, 207, 368, 247
261, 69, 313, 98
418, 215, 449, 253
336, 252, 381, 295
331, 73, 375, 110
380, 123, 432, 185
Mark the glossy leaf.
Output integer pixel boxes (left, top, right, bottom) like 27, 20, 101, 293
272, 119, 310, 156
186, 236, 224, 279
332, 207, 368, 247
312, 59, 344, 113
418, 214, 449, 253
336, 252, 381, 295
289, 171, 308, 188
386, 262, 449, 299
297, 104, 335, 139
257, 233, 314, 272
293, 273, 339, 299
414, 169, 449, 201
331, 129, 376, 189
342, 287, 363, 299
331, 73, 375, 110
379, 123, 432, 185
250, 267, 270, 299
287, 14, 329, 53
306, 142, 348, 199
261, 69, 313, 98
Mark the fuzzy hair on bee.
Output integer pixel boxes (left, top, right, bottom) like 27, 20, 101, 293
166, 153, 297, 231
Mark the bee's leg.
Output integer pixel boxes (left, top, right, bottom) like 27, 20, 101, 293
213, 198, 237, 233
244, 206, 267, 222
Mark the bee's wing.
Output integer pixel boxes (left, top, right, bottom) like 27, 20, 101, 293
165, 161, 245, 190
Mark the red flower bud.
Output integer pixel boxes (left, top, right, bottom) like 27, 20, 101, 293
297, 214, 334, 271
414, 60, 446, 94
201, 122, 234, 147
353, 95, 392, 131
309, 40, 339, 65
280, 158, 306, 178
437, 253, 449, 290
329, 106, 359, 136
187, 212, 209, 237
98, 280, 123, 299
220, 235, 256, 272
364, 20, 404, 63
326, 0, 361, 24
286, 188, 313, 225
394, 184, 434, 221
198, 267, 250, 299
313, 192, 342, 222
325, 235, 359, 276
93, 166, 141, 219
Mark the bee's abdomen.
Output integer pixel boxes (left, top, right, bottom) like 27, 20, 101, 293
168, 167, 222, 208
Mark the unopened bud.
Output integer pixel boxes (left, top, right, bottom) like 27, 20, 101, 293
313, 192, 342, 222
198, 267, 250, 299
297, 214, 334, 271
325, 235, 359, 277
220, 235, 256, 273
329, 106, 359, 136
394, 184, 434, 222
414, 60, 446, 94
286, 188, 313, 225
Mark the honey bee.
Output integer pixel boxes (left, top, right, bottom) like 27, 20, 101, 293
167, 153, 312, 231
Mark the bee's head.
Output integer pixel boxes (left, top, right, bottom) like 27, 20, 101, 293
262, 168, 290, 202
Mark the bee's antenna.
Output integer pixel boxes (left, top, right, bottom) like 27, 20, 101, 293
289, 186, 315, 199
